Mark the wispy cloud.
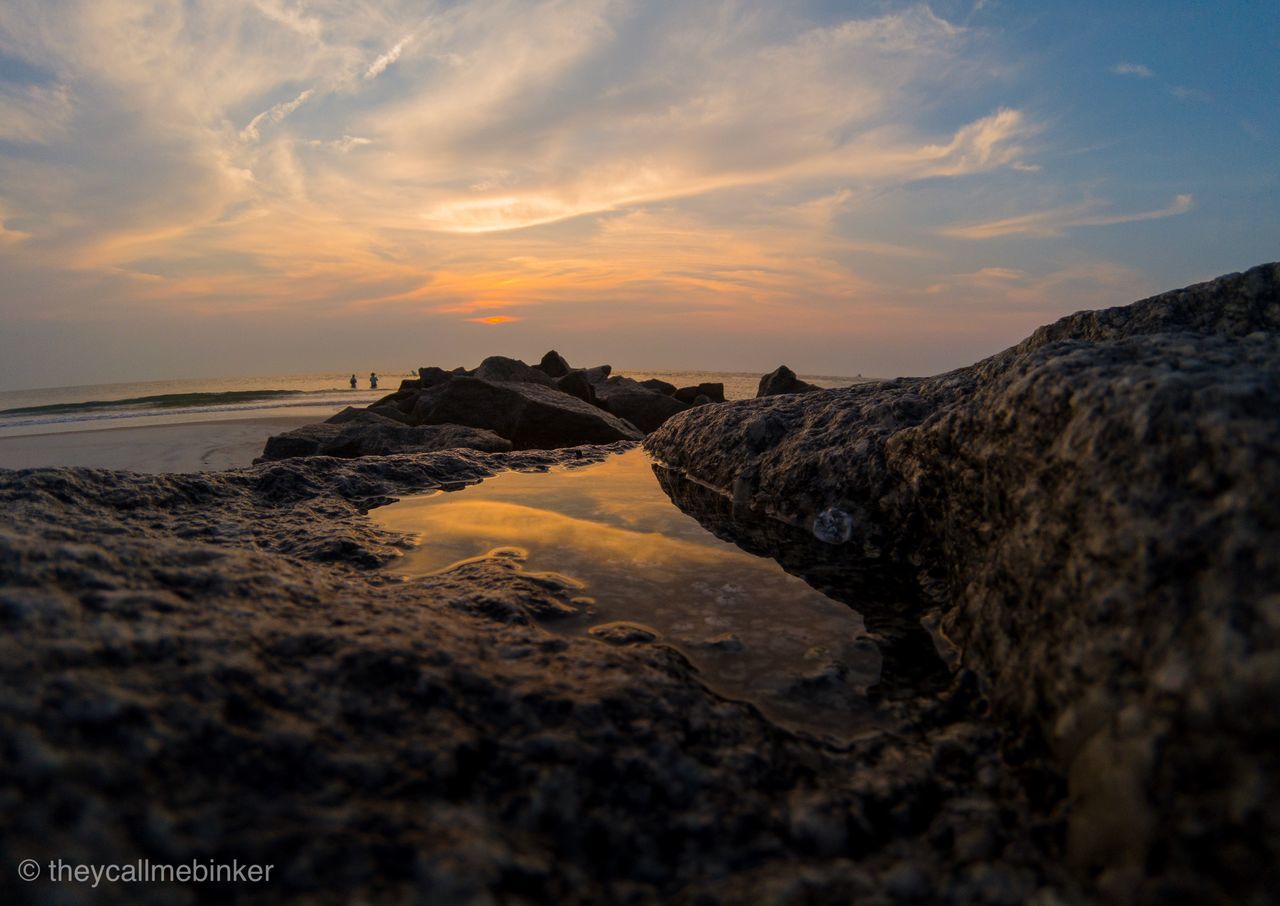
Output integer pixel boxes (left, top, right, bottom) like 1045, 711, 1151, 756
1111, 62, 1154, 78
240, 88, 315, 142
941, 194, 1193, 239
366, 36, 413, 79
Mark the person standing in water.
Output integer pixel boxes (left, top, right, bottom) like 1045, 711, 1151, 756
349, 374, 357, 390
369, 372, 379, 390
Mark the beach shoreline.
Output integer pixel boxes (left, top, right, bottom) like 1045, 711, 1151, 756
0, 415, 318, 473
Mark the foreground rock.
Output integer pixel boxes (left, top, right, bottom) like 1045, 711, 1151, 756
648, 262, 1280, 903
0, 448, 1076, 904
257, 411, 511, 461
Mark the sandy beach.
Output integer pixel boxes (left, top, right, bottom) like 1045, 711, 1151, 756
0, 416, 316, 473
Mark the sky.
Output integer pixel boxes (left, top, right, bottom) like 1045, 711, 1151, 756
0, 0, 1276, 389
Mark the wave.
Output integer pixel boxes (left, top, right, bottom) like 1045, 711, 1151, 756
0, 388, 334, 418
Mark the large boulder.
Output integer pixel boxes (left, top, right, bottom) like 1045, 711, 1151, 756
555, 369, 597, 405
414, 377, 642, 448
471, 356, 555, 386
647, 263, 1280, 903
756, 365, 820, 397
592, 376, 689, 434
584, 364, 612, 384
258, 412, 511, 461
418, 366, 454, 389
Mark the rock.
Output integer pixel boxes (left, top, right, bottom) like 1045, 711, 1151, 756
674, 382, 725, 404
472, 356, 555, 386
418, 366, 454, 388
413, 377, 643, 448
584, 365, 612, 384
258, 411, 511, 460
639, 379, 677, 396
398, 378, 422, 392
535, 350, 572, 378
592, 377, 689, 434
555, 370, 597, 405
325, 406, 366, 425
367, 404, 414, 425
756, 366, 821, 397
588, 622, 659, 645
647, 262, 1280, 903
691, 394, 712, 406
0, 445, 1073, 903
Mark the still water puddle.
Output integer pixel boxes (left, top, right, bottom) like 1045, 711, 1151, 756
375, 448, 882, 739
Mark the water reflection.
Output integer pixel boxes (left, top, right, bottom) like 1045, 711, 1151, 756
376, 449, 937, 739
649, 462, 949, 700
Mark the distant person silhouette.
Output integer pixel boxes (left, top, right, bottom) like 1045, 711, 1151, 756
349, 374, 357, 390
369, 372, 378, 390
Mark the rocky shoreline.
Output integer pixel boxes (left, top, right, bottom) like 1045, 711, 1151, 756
1, 264, 1275, 903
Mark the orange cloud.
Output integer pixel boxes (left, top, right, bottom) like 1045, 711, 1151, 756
466, 315, 520, 325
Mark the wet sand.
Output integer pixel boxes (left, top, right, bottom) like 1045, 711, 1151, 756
0, 416, 316, 473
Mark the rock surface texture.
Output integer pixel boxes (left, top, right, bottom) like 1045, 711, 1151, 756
1, 447, 1074, 905
647, 263, 1280, 904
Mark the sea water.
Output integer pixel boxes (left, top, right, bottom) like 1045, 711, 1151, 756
0, 369, 864, 438
375, 448, 883, 740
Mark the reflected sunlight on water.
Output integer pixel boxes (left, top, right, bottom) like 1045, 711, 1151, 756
375, 448, 883, 739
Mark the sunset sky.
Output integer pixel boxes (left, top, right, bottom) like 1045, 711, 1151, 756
0, 1, 1276, 388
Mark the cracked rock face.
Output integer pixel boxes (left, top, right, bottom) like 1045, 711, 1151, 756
647, 262, 1280, 903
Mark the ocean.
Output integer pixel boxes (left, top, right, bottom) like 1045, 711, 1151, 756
0, 369, 866, 439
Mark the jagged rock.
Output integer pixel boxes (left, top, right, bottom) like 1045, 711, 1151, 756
414, 377, 642, 448
398, 378, 422, 392
258, 411, 511, 461
639, 378, 677, 396
756, 366, 821, 397
555, 369, 597, 405
584, 365, 612, 383
592, 376, 689, 434
691, 394, 712, 407
535, 350, 572, 378
418, 366, 454, 388
648, 262, 1280, 903
472, 356, 555, 386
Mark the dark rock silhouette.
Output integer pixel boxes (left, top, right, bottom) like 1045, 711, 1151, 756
536, 349, 572, 378
756, 365, 821, 397
674, 382, 725, 404
592, 376, 689, 433
413, 377, 642, 448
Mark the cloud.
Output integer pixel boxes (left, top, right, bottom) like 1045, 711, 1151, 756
1170, 85, 1211, 102
240, 88, 315, 142
466, 315, 520, 325
940, 194, 1193, 239
366, 36, 413, 79
1111, 62, 1154, 78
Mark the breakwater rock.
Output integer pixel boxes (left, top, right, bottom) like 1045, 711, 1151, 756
647, 263, 1280, 902
259, 352, 737, 460
2, 447, 1076, 904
